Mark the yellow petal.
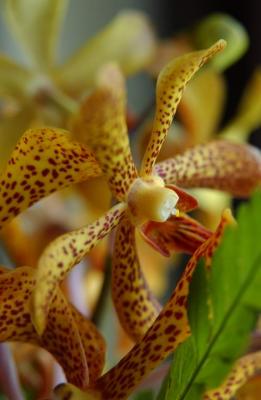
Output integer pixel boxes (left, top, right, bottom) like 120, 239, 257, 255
155, 141, 261, 197
112, 217, 161, 341
70, 305, 106, 383
221, 68, 261, 142
54, 11, 156, 94
72, 64, 138, 201
32, 203, 126, 335
140, 39, 226, 176
204, 351, 261, 400
5, 0, 68, 70
92, 210, 233, 399
0, 54, 31, 98
178, 69, 226, 143
0, 266, 89, 389
0, 127, 102, 231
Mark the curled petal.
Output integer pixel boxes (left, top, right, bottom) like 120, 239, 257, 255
0, 54, 31, 99
155, 141, 261, 197
93, 210, 233, 399
32, 203, 126, 335
204, 351, 261, 400
72, 64, 138, 201
5, 0, 68, 69
0, 127, 102, 231
70, 305, 106, 383
140, 213, 212, 257
140, 39, 226, 176
112, 217, 161, 341
0, 267, 89, 389
55, 11, 156, 94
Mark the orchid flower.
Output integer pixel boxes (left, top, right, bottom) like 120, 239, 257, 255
27, 40, 260, 339
53, 209, 233, 399
29, 39, 239, 334
0, 40, 260, 397
0, 0, 156, 169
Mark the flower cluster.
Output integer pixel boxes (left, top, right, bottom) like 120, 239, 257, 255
0, 3, 260, 400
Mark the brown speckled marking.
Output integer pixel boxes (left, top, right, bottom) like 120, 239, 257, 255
0, 266, 91, 389
141, 213, 212, 257
72, 64, 138, 201
32, 203, 126, 334
140, 40, 226, 176
204, 351, 261, 400
91, 210, 232, 399
0, 128, 102, 231
112, 217, 161, 341
70, 305, 106, 383
155, 141, 261, 197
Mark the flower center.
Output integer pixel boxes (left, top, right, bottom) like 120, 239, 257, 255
127, 176, 179, 226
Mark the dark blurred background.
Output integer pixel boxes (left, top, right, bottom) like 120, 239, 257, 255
157, 0, 261, 147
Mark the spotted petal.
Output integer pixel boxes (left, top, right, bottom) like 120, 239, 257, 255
56, 210, 233, 399
32, 203, 126, 335
112, 217, 161, 341
70, 305, 106, 383
155, 141, 261, 197
140, 39, 226, 176
204, 351, 261, 400
72, 64, 138, 201
54, 11, 156, 95
91, 210, 233, 399
0, 127, 102, 231
5, 0, 68, 70
141, 213, 212, 257
0, 54, 32, 99
0, 266, 89, 389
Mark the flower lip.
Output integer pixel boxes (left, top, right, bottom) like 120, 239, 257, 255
127, 175, 179, 226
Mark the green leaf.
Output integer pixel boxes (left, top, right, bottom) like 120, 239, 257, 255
159, 191, 261, 400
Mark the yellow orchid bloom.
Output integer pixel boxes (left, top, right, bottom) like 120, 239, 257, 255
0, 0, 156, 169
31, 40, 243, 335
1, 40, 257, 341
0, 41, 260, 398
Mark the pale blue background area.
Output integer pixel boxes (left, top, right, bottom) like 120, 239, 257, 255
0, 0, 162, 112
